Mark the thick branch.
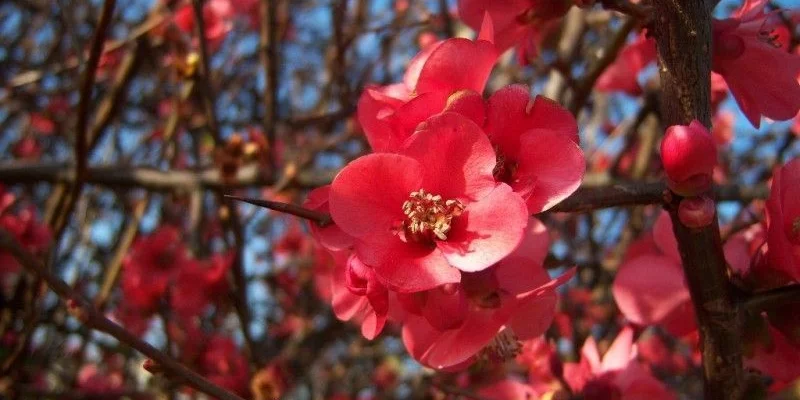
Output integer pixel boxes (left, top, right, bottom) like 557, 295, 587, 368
653, 0, 745, 398
0, 229, 245, 400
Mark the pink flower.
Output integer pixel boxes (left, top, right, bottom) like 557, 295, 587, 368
478, 378, 539, 400
331, 251, 391, 340
660, 120, 717, 196
596, 35, 657, 96
483, 85, 585, 213
763, 158, 800, 282
0, 206, 51, 285
563, 327, 675, 399
612, 212, 697, 337
712, 0, 800, 128
457, 0, 571, 64
76, 364, 123, 394
357, 16, 498, 152
198, 336, 250, 396
329, 113, 529, 292
122, 226, 191, 312
170, 253, 232, 318
174, 0, 234, 49
400, 220, 574, 369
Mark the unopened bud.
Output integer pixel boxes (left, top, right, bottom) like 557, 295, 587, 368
661, 120, 717, 196
678, 196, 716, 228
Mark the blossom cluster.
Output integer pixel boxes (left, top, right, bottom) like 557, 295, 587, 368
305, 16, 584, 370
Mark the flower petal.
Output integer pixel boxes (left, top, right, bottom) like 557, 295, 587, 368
439, 185, 528, 272
414, 38, 498, 95
329, 153, 423, 241
403, 112, 498, 201
517, 130, 586, 213
612, 255, 691, 326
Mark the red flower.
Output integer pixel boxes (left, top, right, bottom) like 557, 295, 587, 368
563, 327, 675, 399
457, 0, 571, 64
122, 226, 191, 312
174, 0, 234, 49
484, 85, 585, 212
712, 0, 800, 128
170, 252, 232, 318
764, 158, 800, 282
199, 336, 250, 396
0, 206, 51, 285
660, 120, 717, 196
76, 364, 123, 394
400, 220, 574, 369
330, 252, 391, 340
596, 35, 657, 96
329, 113, 529, 292
357, 16, 498, 152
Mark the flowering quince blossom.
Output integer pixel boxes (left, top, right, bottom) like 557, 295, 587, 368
763, 158, 800, 283
401, 219, 575, 370
357, 15, 498, 152
121, 226, 232, 317
304, 188, 391, 340
660, 120, 717, 196
711, 0, 800, 128
612, 210, 800, 389
358, 16, 585, 214
562, 327, 675, 399
0, 192, 51, 290
198, 335, 250, 397
596, 34, 657, 96
329, 112, 529, 292
457, 0, 573, 64
478, 328, 674, 399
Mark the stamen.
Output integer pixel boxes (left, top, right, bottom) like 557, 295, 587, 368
493, 147, 518, 183
758, 27, 782, 48
401, 189, 465, 244
478, 329, 522, 363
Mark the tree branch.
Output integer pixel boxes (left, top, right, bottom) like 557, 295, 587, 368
653, 0, 745, 398
0, 228, 246, 400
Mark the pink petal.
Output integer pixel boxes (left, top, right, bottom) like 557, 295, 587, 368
388, 91, 448, 140
404, 41, 445, 90
420, 308, 511, 369
612, 255, 691, 326
414, 38, 498, 95
356, 84, 410, 152
601, 326, 635, 372
363, 238, 461, 293
613, 362, 676, 399
439, 185, 528, 272
457, 0, 532, 52
303, 186, 354, 251
421, 285, 469, 331
581, 336, 603, 373
442, 90, 487, 128
653, 211, 681, 262
507, 292, 557, 340
517, 130, 586, 213
486, 86, 579, 158
329, 153, 423, 241
478, 378, 538, 400
403, 112, 498, 201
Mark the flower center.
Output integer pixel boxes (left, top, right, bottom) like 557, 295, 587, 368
478, 329, 522, 363
758, 26, 782, 48
493, 149, 518, 184
401, 189, 464, 243
791, 217, 800, 240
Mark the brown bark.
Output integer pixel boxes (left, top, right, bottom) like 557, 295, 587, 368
653, 1, 745, 398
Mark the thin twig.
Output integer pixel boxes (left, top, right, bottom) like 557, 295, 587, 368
0, 228, 246, 400
742, 284, 800, 314
225, 195, 332, 227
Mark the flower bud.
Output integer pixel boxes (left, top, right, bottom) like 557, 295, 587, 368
678, 196, 716, 228
661, 120, 717, 196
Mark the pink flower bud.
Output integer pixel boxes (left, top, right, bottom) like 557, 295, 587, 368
678, 196, 716, 228
661, 120, 718, 196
